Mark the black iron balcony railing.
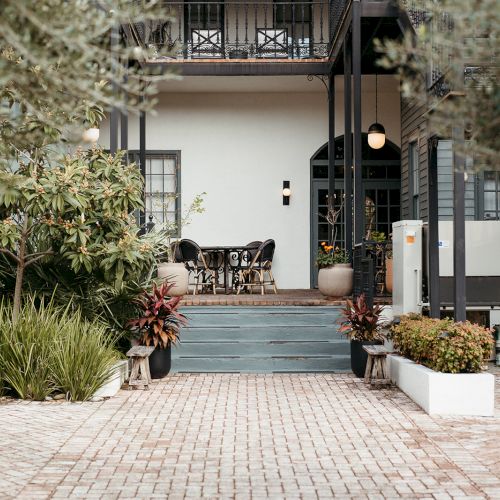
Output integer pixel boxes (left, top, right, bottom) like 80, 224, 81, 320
130, 1, 329, 60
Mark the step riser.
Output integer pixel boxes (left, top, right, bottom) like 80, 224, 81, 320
173, 341, 350, 357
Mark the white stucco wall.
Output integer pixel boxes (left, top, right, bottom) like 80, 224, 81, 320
101, 75, 400, 288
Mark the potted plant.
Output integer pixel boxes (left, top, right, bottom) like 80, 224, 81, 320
155, 193, 206, 296
128, 282, 187, 378
339, 294, 384, 377
317, 243, 353, 297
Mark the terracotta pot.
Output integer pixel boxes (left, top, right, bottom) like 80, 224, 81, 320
385, 258, 393, 294
157, 262, 189, 296
318, 264, 353, 297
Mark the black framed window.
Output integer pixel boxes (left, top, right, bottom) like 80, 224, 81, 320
409, 141, 420, 218
129, 151, 181, 230
483, 171, 500, 220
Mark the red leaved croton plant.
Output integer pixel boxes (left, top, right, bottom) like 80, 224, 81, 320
339, 294, 384, 341
128, 283, 187, 349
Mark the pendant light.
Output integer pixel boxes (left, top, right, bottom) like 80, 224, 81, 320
368, 74, 386, 150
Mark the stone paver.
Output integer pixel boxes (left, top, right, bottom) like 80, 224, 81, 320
0, 373, 499, 499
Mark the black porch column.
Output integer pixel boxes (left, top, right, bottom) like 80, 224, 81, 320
109, 26, 120, 154
428, 137, 441, 318
453, 126, 466, 321
110, 110, 119, 154
343, 38, 353, 257
328, 70, 336, 242
139, 107, 146, 227
120, 110, 128, 161
352, 0, 363, 245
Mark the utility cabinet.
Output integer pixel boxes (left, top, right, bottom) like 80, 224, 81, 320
392, 220, 423, 316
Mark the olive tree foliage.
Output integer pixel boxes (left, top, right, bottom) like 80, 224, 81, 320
376, 0, 499, 171
0, 0, 173, 163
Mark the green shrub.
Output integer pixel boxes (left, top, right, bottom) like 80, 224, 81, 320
0, 298, 119, 401
390, 315, 494, 373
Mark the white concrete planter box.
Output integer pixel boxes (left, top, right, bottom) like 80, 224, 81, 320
388, 354, 495, 416
93, 360, 129, 399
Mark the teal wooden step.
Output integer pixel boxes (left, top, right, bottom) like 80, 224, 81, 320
173, 340, 350, 357
179, 327, 344, 342
173, 356, 350, 373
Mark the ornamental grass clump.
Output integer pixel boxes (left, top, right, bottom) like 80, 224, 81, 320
0, 298, 119, 401
390, 315, 494, 374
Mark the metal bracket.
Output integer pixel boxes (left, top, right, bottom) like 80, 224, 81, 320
307, 74, 330, 96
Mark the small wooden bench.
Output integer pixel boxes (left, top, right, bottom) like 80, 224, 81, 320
363, 345, 392, 384
126, 346, 155, 390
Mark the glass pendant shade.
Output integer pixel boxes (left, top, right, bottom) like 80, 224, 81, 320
82, 127, 100, 143
368, 74, 386, 149
367, 122, 386, 149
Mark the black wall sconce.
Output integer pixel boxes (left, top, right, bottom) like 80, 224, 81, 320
282, 180, 291, 205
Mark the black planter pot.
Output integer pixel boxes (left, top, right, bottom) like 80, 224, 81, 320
350, 339, 383, 378
149, 346, 172, 379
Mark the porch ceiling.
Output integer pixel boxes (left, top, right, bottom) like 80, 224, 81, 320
155, 73, 399, 93
156, 75, 327, 93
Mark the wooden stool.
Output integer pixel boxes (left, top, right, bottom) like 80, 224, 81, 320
126, 346, 155, 390
363, 345, 391, 384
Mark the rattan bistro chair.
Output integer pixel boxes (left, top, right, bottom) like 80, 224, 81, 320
178, 239, 217, 295
236, 239, 277, 295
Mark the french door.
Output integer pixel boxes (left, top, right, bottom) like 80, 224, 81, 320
311, 179, 400, 287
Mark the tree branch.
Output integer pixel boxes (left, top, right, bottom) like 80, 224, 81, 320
0, 248, 21, 265
25, 250, 54, 267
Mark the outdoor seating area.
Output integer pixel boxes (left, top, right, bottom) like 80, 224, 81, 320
174, 238, 278, 295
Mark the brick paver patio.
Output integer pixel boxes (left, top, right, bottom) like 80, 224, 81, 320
0, 374, 499, 499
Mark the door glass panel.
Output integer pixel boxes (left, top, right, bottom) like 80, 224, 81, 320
377, 190, 388, 205
318, 224, 329, 240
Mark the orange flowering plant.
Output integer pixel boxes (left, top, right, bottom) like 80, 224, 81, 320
316, 242, 350, 268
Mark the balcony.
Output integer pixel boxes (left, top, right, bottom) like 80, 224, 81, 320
129, 1, 330, 62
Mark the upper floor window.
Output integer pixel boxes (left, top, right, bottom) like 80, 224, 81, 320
483, 171, 500, 220
409, 141, 420, 218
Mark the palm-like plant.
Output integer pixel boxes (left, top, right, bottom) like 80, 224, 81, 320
128, 283, 187, 349
339, 294, 384, 341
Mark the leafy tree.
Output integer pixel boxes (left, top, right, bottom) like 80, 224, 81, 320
377, 0, 499, 171
0, 148, 162, 321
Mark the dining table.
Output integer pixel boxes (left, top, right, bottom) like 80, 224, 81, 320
200, 245, 257, 294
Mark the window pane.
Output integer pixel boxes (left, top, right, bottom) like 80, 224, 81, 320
150, 158, 163, 175
150, 175, 163, 192
484, 171, 496, 190
484, 191, 496, 211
